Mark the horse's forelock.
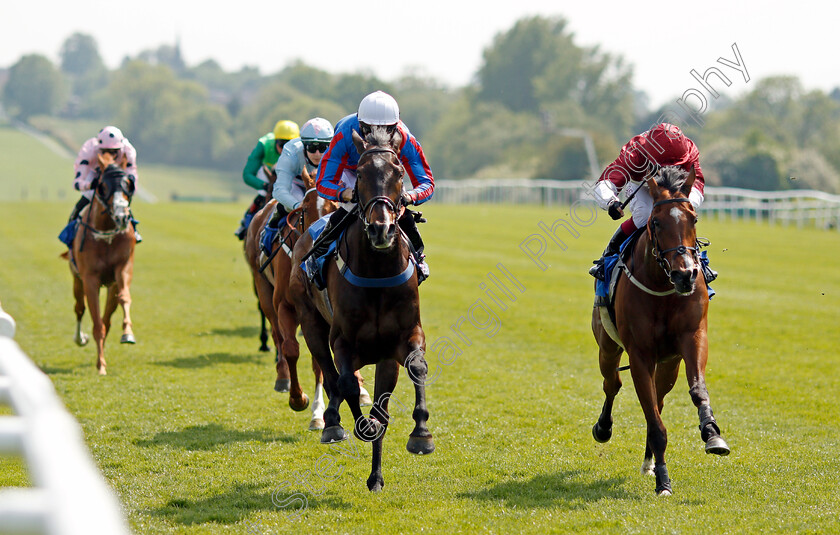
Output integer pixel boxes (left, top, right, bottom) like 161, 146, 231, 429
655, 166, 688, 195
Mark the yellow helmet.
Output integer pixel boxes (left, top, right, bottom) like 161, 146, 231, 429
273, 120, 300, 141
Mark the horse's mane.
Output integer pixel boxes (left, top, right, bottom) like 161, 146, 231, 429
364, 125, 399, 149
654, 166, 688, 195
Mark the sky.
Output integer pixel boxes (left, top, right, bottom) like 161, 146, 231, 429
1, 0, 836, 109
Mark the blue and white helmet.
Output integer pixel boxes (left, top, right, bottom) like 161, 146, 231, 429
300, 117, 334, 143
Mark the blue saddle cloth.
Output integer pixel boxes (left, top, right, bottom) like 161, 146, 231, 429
300, 215, 339, 283
58, 220, 79, 248
260, 213, 288, 253
595, 231, 716, 301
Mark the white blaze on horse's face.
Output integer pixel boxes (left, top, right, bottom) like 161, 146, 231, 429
670, 206, 683, 225
112, 194, 131, 228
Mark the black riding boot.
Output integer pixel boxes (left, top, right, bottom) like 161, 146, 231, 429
398, 209, 429, 284
308, 207, 350, 260
589, 227, 630, 281
68, 196, 90, 222
235, 191, 267, 239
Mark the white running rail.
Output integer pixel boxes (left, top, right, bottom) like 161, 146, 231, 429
430, 179, 840, 230
0, 304, 130, 535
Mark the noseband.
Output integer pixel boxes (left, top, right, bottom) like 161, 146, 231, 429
649, 197, 698, 275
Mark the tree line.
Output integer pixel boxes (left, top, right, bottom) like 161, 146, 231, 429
3, 16, 839, 192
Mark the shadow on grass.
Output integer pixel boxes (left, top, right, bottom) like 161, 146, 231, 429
459, 470, 635, 508
147, 482, 351, 526
207, 325, 261, 338
155, 352, 265, 368
134, 423, 298, 450
38, 363, 87, 375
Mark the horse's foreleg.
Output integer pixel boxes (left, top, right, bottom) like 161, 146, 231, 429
82, 278, 106, 375
116, 264, 135, 344
277, 300, 307, 411
333, 338, 364, 432
630, 356, 670, 495
72, 276, 89, 346
592, 309, 623, 443
300, 314, 344, 443
403, 335, 435, 456
103, 284, 118, 339
681, 330, 730, 456
363, 359, 400, 492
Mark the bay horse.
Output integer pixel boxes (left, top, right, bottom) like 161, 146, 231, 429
289, 127, 434, 492
591, 165, 729, 496
244, 166, 370, 431
64, 151, 137, 375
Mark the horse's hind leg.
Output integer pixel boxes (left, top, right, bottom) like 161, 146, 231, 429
592, 309, 623, 443
642, 359, 681, 475
309, 358, 325, 431
258, 307, 270, 352
72, 276, 89, 346
681, 333, 730, 456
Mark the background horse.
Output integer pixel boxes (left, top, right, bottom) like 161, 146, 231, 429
65, 151, 137, 375
289, 127, 434, 492
591, 166, 729, 496
244, 167, 369, 431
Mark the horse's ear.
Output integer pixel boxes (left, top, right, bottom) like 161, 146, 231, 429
681, 166, 697, 196
96, 152, 108, 169
300, 164, 314, 189
352, 129, 367, 155
390, 129, 403, 156
646, 173, 661, 200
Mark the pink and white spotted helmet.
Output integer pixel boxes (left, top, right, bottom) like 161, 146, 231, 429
97, 126, 124, 150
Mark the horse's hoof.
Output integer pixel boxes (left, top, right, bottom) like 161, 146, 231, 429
354, 418, 384, 442
120, 333, 136, 344
359, 387, 372, 407
259, 344, 270, 352
657, 489, 673, 497
98, 368, 107, 376
641, 458, 655, 476
592, 422, 612, 443
274, 379, 291, 393
289, 393, 310, 412
367, 476, 384, 492
321, 426, 347, 444
75, 333, 89, 347
309, 417, 325, 431
406, 435, 435, 455
705, 435, 730, 456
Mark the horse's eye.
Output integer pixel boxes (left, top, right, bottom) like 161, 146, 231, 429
652, 219, 659, 227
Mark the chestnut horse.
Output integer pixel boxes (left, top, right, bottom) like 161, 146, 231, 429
245, 167, 370, 431
591, 166, 729, 496
289, 127, 434, 492
65, 151, 137, 375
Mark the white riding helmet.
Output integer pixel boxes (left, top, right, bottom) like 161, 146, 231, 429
357, 90, 400, 125
97, 126, 124, 150
300, 117, 334, 143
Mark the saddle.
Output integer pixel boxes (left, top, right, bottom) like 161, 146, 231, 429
300, 215, 340, 290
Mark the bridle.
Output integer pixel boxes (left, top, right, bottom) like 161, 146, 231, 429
355, 147, 402, 233
91, 168, 134, 229
648, 197, 699, 276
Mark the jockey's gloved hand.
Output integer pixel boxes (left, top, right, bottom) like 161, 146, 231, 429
412, 211, 427, 223
608, 200, 624, 220
401, 192, 414, 206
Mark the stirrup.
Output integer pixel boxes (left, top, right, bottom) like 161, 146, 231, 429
702, 264, 718, 284
416, 255, 430, 285
589, 258, 605, 281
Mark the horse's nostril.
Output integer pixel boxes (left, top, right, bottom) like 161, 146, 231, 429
387, 223, 396, 236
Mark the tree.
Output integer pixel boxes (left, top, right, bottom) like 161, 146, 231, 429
60, 33, 104, 76
2, 54, 66, 119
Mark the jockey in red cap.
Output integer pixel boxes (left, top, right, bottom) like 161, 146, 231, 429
588, 123, 707, 280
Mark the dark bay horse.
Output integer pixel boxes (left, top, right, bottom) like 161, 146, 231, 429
245, 167, 370, 430
289, 127, 434, 492
591, 166, 729, 496
64, 151, 137, 375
